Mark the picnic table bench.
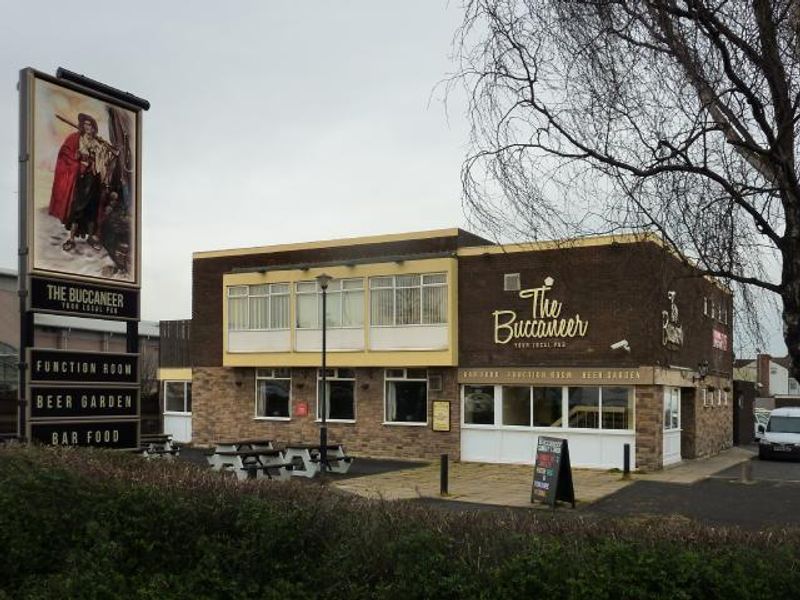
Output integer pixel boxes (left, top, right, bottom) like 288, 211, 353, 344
206, 440, 290, 481
283, 443, 353, 478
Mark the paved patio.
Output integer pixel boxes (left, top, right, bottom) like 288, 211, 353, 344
333, 446, 756, 509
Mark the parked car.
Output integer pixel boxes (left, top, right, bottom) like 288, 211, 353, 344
758, 407, 800, 460
754, 408, 771, 442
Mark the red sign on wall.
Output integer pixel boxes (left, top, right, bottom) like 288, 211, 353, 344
713, 328, 729, 351
294, 402, 309, 417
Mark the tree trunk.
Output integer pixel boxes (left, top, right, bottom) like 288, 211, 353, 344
782, 236, 800, 383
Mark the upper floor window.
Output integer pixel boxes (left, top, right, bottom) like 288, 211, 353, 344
370, 273, 447, 326
296, 278, 364, 329
228, 284, 289, 331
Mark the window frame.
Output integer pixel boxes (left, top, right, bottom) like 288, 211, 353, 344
163, 380, 192, 415
663, 387, 681, 431
369, 273, 448, 328
227, 283, 290, 332
254, 368, 292, 421
316, 368, 357, 423
460, 385, 635, 432
383, 368, 428, 426
295, 278, 365, 330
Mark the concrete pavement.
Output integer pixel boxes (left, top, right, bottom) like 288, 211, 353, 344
332, 446, 756, 509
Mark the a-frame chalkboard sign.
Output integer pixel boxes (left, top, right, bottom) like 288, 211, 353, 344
531, 436, 575, 508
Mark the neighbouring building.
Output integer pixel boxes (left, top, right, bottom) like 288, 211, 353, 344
0, 268, 161, 434
734, 354, 800, 409
188, 229, 734, 471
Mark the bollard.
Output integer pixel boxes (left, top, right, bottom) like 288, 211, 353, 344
740, 461, 753, 484
440, 454, 449, 496
623, 443, 631, 479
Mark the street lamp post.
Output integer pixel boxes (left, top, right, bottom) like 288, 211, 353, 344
316, 273, 332, 474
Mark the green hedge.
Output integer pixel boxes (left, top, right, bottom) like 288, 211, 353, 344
0, 446, 797, 599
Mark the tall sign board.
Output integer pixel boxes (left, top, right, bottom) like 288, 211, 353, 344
17, 68, 149, 448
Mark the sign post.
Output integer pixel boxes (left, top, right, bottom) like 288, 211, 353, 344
531, 436, 575, 509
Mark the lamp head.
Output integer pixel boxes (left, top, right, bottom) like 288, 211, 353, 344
315, 273, 333, 290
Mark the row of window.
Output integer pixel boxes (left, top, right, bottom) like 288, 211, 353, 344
464, 385, 634, 430
256, 367, 429, 424
701, 388, 728, 408
228, 273, 448, 331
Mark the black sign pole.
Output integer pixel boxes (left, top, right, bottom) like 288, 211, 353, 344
17, 69, 32, 442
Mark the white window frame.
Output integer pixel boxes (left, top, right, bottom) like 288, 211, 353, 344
295, 278, 364, 329
255, 368, 292, 421
383, 368, 428, 426
461, 385, 635, 432
227, 283, 290, 331
369, 273, 448, 327
316, 368, 357, 423
163, 380, 191, 415
663, 387, 681, 431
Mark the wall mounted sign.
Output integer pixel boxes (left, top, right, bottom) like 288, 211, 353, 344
493, 276, 589, 345
531, 436, 575, 508
712, 328, 729, 352
28, 348, 138, 384
29, 276, 140, 320
459, 367, 652, 386
432, 401, 451, 432
29, 385, 139, 419
29, 420, 138, 449
662, 290, 684, 349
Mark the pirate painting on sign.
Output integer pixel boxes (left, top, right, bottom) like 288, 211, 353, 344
48, 112, 120, 254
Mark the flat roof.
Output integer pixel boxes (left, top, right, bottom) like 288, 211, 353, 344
193, 228, 475, 260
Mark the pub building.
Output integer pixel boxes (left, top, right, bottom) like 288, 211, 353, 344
189, 228, 733, 471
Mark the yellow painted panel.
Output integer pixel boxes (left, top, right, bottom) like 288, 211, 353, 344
223, 350, 455, 368
158, 367, 192, 381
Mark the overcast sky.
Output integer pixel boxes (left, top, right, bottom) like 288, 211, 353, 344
0, 1, 787, 356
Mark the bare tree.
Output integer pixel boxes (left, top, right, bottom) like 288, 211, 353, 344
452, 0, 800, 377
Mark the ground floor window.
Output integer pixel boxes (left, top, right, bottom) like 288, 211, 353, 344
385, 368, 427, 424
664, 387, 680, 430
462, 384, 633, 431
256, 368, 291, 419
317, 368, 356, 421
164, 380, 192, 413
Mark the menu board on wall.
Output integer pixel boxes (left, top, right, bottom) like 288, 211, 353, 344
530, 436, 575, 508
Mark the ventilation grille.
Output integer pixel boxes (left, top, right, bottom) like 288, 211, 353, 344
504, 273, 521, 291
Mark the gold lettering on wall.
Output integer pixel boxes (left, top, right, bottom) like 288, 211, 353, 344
493, 277, 589, 345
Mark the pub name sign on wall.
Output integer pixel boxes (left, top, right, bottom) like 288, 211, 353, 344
17, 68, 149, 448
493, 276, 589, 348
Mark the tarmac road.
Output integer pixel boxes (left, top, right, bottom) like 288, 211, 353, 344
589, 454, 800, 530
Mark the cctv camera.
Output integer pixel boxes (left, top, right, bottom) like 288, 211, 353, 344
610, 340, 630, 351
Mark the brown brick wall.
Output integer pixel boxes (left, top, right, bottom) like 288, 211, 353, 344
635, 385, 663, 471
691, 384, 734, 458
192, 366, 461, 461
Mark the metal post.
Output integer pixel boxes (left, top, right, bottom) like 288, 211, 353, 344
17, 70, 32, 443
440, 454, 449, 495
317, 275, 330, 474
623, 443, 631, 479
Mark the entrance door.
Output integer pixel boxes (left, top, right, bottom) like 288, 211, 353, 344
663, 387, 681, 466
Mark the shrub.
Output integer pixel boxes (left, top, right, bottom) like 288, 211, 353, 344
0, 445, 797, 599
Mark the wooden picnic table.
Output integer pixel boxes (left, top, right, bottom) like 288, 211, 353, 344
206, 439, 289, 481
283, 442, 353, 478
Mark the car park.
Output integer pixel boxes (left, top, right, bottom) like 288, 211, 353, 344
758, 407, 800, 460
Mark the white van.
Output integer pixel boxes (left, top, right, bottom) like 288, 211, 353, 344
758, 407, 800, 460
